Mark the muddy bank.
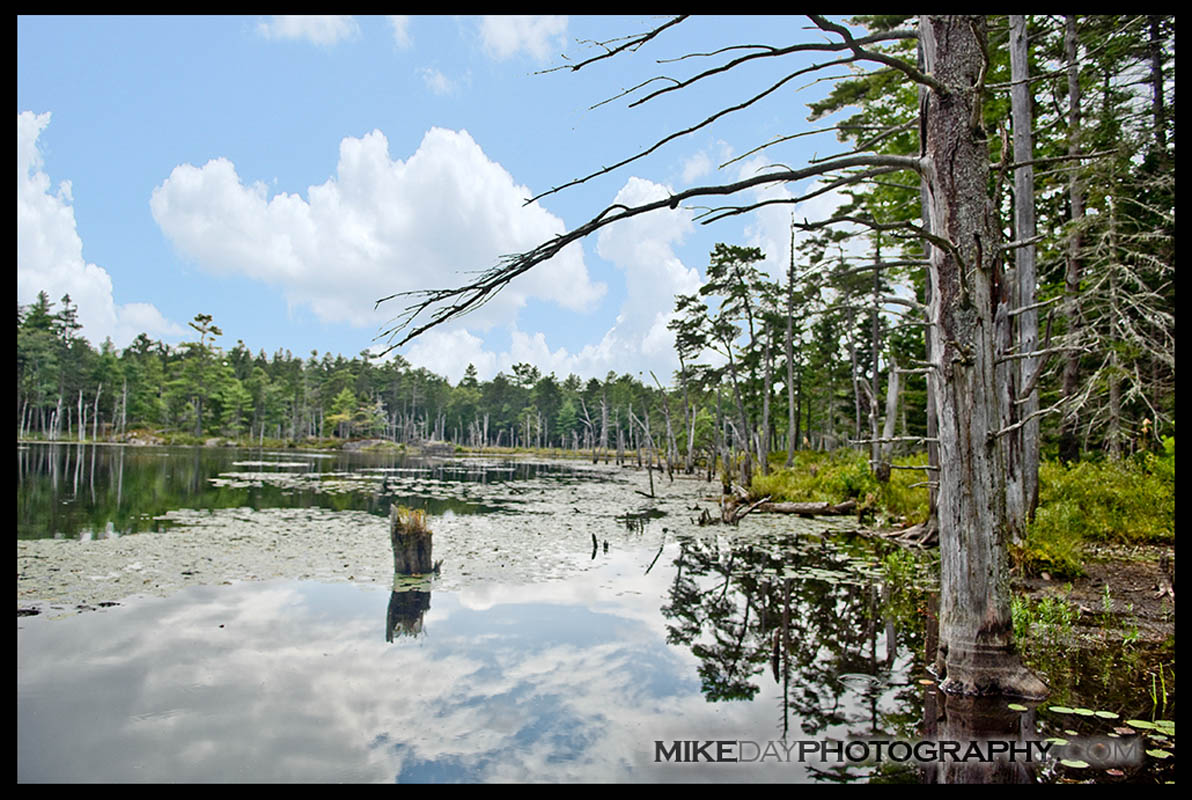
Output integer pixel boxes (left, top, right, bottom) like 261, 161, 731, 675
1014, 543, 1176, 646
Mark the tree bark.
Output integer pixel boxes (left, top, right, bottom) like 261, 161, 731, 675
1010, 14, 1039, 521
920, 14, 1046, 699
1058, 15, 1084, 464
785, 220, 798, 468
390, 504, 434, 575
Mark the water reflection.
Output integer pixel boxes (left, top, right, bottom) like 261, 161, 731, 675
17, 443, 608, 540
387, 590, 432, 640
20, 528, 935, 784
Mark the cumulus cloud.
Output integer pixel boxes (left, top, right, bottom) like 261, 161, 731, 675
401, 175, 705, 384
479, 16, 567, 62
150, 127, 605, 345
730, 154, 857, 282
17, 111, 184, 348
256, 15, 360, 46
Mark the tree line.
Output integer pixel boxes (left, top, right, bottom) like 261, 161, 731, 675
17, 17, 1173, 483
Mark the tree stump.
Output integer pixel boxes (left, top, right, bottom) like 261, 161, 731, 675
390, 505, 434, 575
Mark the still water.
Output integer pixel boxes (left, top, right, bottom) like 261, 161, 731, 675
16, 444, 1172, 782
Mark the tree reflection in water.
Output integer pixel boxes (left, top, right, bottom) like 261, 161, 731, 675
661, 530, 931, 782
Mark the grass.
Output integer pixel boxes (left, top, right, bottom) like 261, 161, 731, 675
750, 449, 931, 525
391, 505, 431, 536
1015, 436, 1175, 578
1012, 588, 1080, 647
747, 438, 1174, 581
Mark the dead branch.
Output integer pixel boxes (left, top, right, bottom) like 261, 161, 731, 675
538, 16, 689, 75
376, 155, 920, 350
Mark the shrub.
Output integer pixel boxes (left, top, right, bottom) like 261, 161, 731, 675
1015, 439, 1174, 577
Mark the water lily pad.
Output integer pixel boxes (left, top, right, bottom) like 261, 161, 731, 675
1060, 759, 1090, 769
1049, 706, 1075, 714
1105, 769, 1125, 777
1045, 737, 1069, 746
1146, 749, 1172, 759
1113, 727, 1136, 736
1094, 710, 1119, 720
1073, 708, 1096, 717
1125, 719, 1157, 730
1007, 703, 1029, 712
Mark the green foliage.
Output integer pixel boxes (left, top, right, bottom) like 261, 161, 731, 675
1012, 591, 1079, 648
1032, 448, 1175, 544
1014, 441, 1173, 577
750, 448, 930, 524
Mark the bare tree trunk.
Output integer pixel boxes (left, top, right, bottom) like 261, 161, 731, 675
1010, 14, 1040, 522
678, 354, 696, 473
920, 14, 1046, 699
917, 31, 941, 542
878, 354, 900, 481
870, 237, 882, 474
785, 220, 798, 468
1058, 21, 1084, 463
92, 382, 102, 442
759, 321, 773, 475
720, 334, 753, 489
1108, 350, 1122, 460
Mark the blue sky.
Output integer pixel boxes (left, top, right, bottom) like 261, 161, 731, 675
18, 15, 856, 384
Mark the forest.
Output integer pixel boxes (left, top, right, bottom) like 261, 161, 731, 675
18, 16, 1173, 550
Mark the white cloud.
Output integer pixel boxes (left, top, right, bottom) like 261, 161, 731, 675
387, 15, 411, 49
731, 154, 858, 282
256, 15, 360, 46
150, 127, 605, 347
420, 67, 456, 95
17, 111, 184, 348
680, 151, 712, 185
401, 175, 704, 384
479, 16, 567, 62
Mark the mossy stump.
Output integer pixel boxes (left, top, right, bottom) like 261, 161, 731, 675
390, 505, 433, 575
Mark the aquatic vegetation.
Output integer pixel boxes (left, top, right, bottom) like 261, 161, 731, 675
1012, 591, 1079, 647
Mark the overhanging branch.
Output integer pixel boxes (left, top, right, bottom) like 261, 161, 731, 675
376, 154, 920, 351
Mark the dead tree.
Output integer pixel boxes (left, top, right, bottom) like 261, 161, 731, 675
378, 14, 1051, 698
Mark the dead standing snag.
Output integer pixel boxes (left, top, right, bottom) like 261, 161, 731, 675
378, 15, 1046, 698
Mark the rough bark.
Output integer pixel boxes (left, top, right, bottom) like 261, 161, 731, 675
785, 221, 798, 468
920, 14, 1046, 699
755, 499, 858, 516
390, 504, 435, 575
1058, 15, 1084, 463
1010, 15, 1039, 520
759, 322, 773, 475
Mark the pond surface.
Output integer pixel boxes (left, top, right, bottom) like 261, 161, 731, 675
16, 444, 1174, 783
17, 443, 589, 540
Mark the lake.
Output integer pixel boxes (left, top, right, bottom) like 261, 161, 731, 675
16, 444, 1170, 783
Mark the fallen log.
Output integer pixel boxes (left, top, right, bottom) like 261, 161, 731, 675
754, 499, 858, 516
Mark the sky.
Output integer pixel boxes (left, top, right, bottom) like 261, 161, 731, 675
18, 15, 858, 386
